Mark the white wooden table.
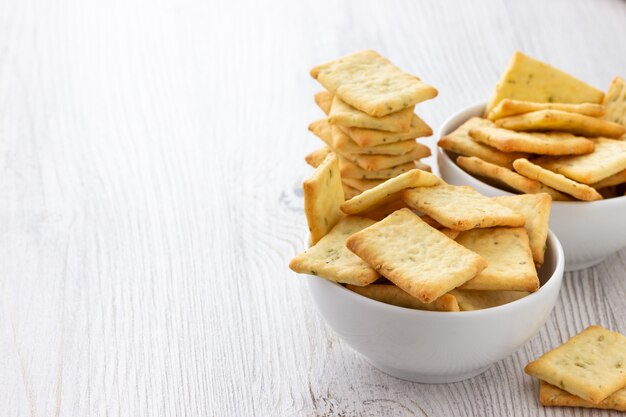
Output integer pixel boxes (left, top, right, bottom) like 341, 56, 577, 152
1, 0, 625, 415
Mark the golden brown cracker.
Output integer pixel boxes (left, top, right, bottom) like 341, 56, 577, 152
488, 99, 604, 120
345, 114, 433, 147
305, 146, 333, 168
338, 156, 415, 179
332, 125, 418, 155
329, 95, 414, 132
539, 380, 626, 412
347, 284, 460, 312
354, 143, 430, 171
603, 76, 626, 136
449, 289, 529, 311
314, 91, 333, 115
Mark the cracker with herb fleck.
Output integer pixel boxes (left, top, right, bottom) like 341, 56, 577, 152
513, 158, 603, 201
493, 194, 552, 265
469, 125, 595, 155
303, 154, 345, 244
438, 117, 528, 169
345, 114, 433, 147
449, 289, 529, 311
341, 169, 441, 215
533, 138, 626, 184
487, 99, 604, 120
329, 95, 414, 132
289, 216, 378, 285
603, 76, 626, 136
338, 156, 415, 179
332, 126, 418, 155
311, 50, 438, 117
402, 184, 525, 231
346, 208, 487, 303
495, 110, 625, 139
456, 227, 539, 291
525, 326, 626, 404
305, 146, 333, 168
347, 284, 460, 312
456, 156, 570, 201
539, 380, 626, 412
485, 51, 604, 114
354, 143, 430, 171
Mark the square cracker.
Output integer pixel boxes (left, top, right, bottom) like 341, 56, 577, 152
354, 143, 430, 171
493, 194, 552, 265
331, 126, 418, 155
341, 169, 441, 215
342, 182, 361, 199
308, 119, 334, 147
469, 125, 595, 155
533, 138, 626, 184
314, 91, 333, 115
456, 227, 539, 292
495, 109, 626, 139
592, 169, 626, 189
485, 51, 604, 113
603, 76, 626, 135
402, 183, 525, 231
338, 156, 415, 179
289, 216, 379, 286
342, 177, 384, 192
487, 99, 604, 120
525, 325, 626, 404
513, 158, 602, 201
449, 289, 529, 311
539, 380, 626, 412
361, 199, 411, 221
438, 117, 528, 169
311, 50, 438, 117
456, 156, 570, 201
347, 284, 460, 312
345, 114, 433, 147
329, 95, 414, 132
346, 208, 487, 303
303, 154, 345, 244
305, 146, 333, 168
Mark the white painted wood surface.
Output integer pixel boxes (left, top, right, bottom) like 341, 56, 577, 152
0, 0, 625, 415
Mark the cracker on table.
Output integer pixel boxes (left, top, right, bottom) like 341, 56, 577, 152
329, 95, 414, 132
449, 289, 529, 311
345, 114, 433, 147
332, 125, 418, 155
534, 138, 626, 184
347, 284, 460, 312
311, 50, 438, 117
456, 156, 570, 201
354, 143, 430, 171
469, 125, 595, 155
303, 154, 345, 243
495, 110, 626, 139
341, 177, 384, 192
513, 158, 603, 201
603, 76, 626, 136
341, 169, 441, 215
305, 146, 333, 168
487, 99, 605, 120
437, 117, 528, 169
456, 227, 539, 292
591, 169, 626, 189
289, 216, 378, 285
485, 51, 604, 114
338, 156, 415, 179
314, 91, 333, 115
402, 183, 526, 231
493, 194, 552, 265
346, 208, 487, 303
342, 182, 361, 199
525, 326, 626, 404
539, 380, 626, 412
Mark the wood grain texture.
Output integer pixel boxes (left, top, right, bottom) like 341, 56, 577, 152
0, 0, 625, 415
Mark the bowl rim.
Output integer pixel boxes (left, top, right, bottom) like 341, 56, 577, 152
437, 101, 626, 206
308, 229, 564, 318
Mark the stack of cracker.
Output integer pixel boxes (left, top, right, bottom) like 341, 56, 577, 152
525, 325, 626, 412
439, 51, 626, 201
290, 156, 552, 312
305, 50, 438, 199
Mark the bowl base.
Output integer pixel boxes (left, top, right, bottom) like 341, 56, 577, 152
366, 358, 492, 384
565, 256, 606, 272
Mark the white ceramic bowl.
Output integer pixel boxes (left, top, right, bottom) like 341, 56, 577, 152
438, 102, 626, 272
308, 231, 564, 384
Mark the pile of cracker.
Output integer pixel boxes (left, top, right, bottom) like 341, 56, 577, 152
439, 51, 626, 201
290, 154, 553, 312
525, 325, 626, 412
305, 50, 438, 199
